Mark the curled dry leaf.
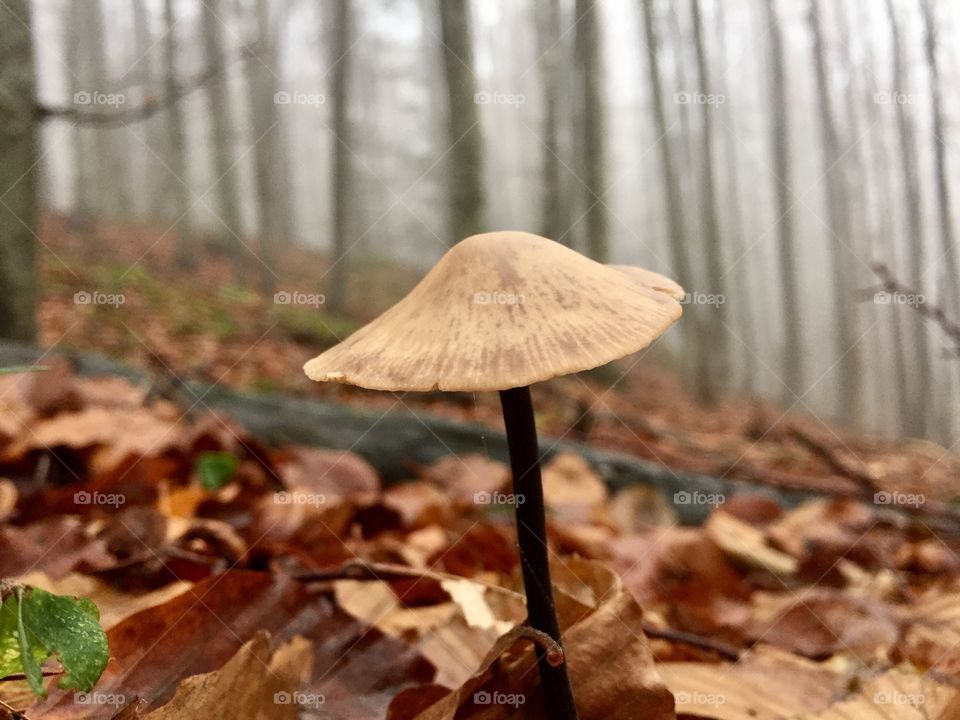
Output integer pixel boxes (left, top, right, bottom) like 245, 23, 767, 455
388, 558, 675, 720
541, 452, 609, 523
421, 454, 511, 505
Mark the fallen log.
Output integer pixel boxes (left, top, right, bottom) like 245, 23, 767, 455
1, 341, 957, 531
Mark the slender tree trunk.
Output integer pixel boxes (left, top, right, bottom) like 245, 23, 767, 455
250, 0, 289, 295
761, 0, 803, 401
885, 0, 932, 435
0, 0, 37, 342
640, 0, 701, 394
689, 0, 726, 400
920, 0, 959, 312
328, 0, 353, 313
807, 0, 863, 425
438, 0, 486, 244
201, 0, 247, 284
714, 0, 757, 391
162, 0, 195, 271
536, 0, 564, 242
574, 0, 607, 262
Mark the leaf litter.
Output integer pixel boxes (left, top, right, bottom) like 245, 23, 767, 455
0, 365, 958, 719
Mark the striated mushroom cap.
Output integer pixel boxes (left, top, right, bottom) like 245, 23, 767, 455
609, 264, 686, 301
304, 231, 683, 392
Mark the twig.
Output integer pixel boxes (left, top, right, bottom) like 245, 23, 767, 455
641, 622, 741, 661
867, 262, 960, 357
786, 424, 878, 494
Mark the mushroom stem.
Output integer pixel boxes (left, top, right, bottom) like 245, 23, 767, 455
499, 386, 579, 720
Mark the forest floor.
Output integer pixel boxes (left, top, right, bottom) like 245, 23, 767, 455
1, 215, 959, 718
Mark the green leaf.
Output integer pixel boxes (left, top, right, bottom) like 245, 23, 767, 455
195, 451, 240, 491
0, 586, 109, 697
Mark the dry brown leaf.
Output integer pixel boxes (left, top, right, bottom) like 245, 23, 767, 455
705, 511, 798, 576
422, 454, 511, 504
14, 571, 193, 629
388, 558, 674, 720
800, 665, 960, 719
143, 632, 313, 720
658, 645, 846, 719
897, 588, 960, 680
541, 452, 608, 522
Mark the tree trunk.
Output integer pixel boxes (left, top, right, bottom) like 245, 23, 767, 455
162, 0, 195, 271
807, 0, 864, 425
536, 0, 564, 242
0, 0, 37, 342
920, 0, 959, 312
714, 0, 757, 392
689, 0, 727, 401
250, 0, 287, 295
885, 0, 932, 436
640, 0, 702, 394
574, 0, 607, 262
327, 0, 354, 313
438, 0, 487, 244
201, 0, 247, 284
760, 0, 803, 402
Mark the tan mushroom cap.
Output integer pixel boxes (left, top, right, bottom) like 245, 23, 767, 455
609, 264, 686, 301
304, 231, 683, 392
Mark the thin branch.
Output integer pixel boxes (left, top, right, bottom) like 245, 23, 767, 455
36, 44, 262, 127
867, 262, 960, 357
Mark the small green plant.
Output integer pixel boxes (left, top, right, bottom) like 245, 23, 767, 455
0, 583, 109, 697
195, 451, 240, 491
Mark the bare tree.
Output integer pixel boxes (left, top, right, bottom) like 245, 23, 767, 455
884, 0, 932, 435
0, 0, 37, 341
920, 0, 959, 312
760, 0, 803, 400
689, 0, 727, 399
327, 0, 353, 313
640, 0, 702, 395
535, 0, 564, 241
807, 0, 864, 424
574, 0, 607, 261
714, 0, 757, 390
438, 0, 486, 243
250, 0, 292, 294
163, 0, 195, 270
201, 0, 247, 283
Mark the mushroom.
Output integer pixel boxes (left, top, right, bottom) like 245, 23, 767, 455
304, 231, 683, 719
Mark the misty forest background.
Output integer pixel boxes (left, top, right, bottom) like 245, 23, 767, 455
2, 0, 959, 446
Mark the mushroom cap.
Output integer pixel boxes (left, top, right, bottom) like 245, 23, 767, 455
304, 231, 683, 392
609, 264, 686, 301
